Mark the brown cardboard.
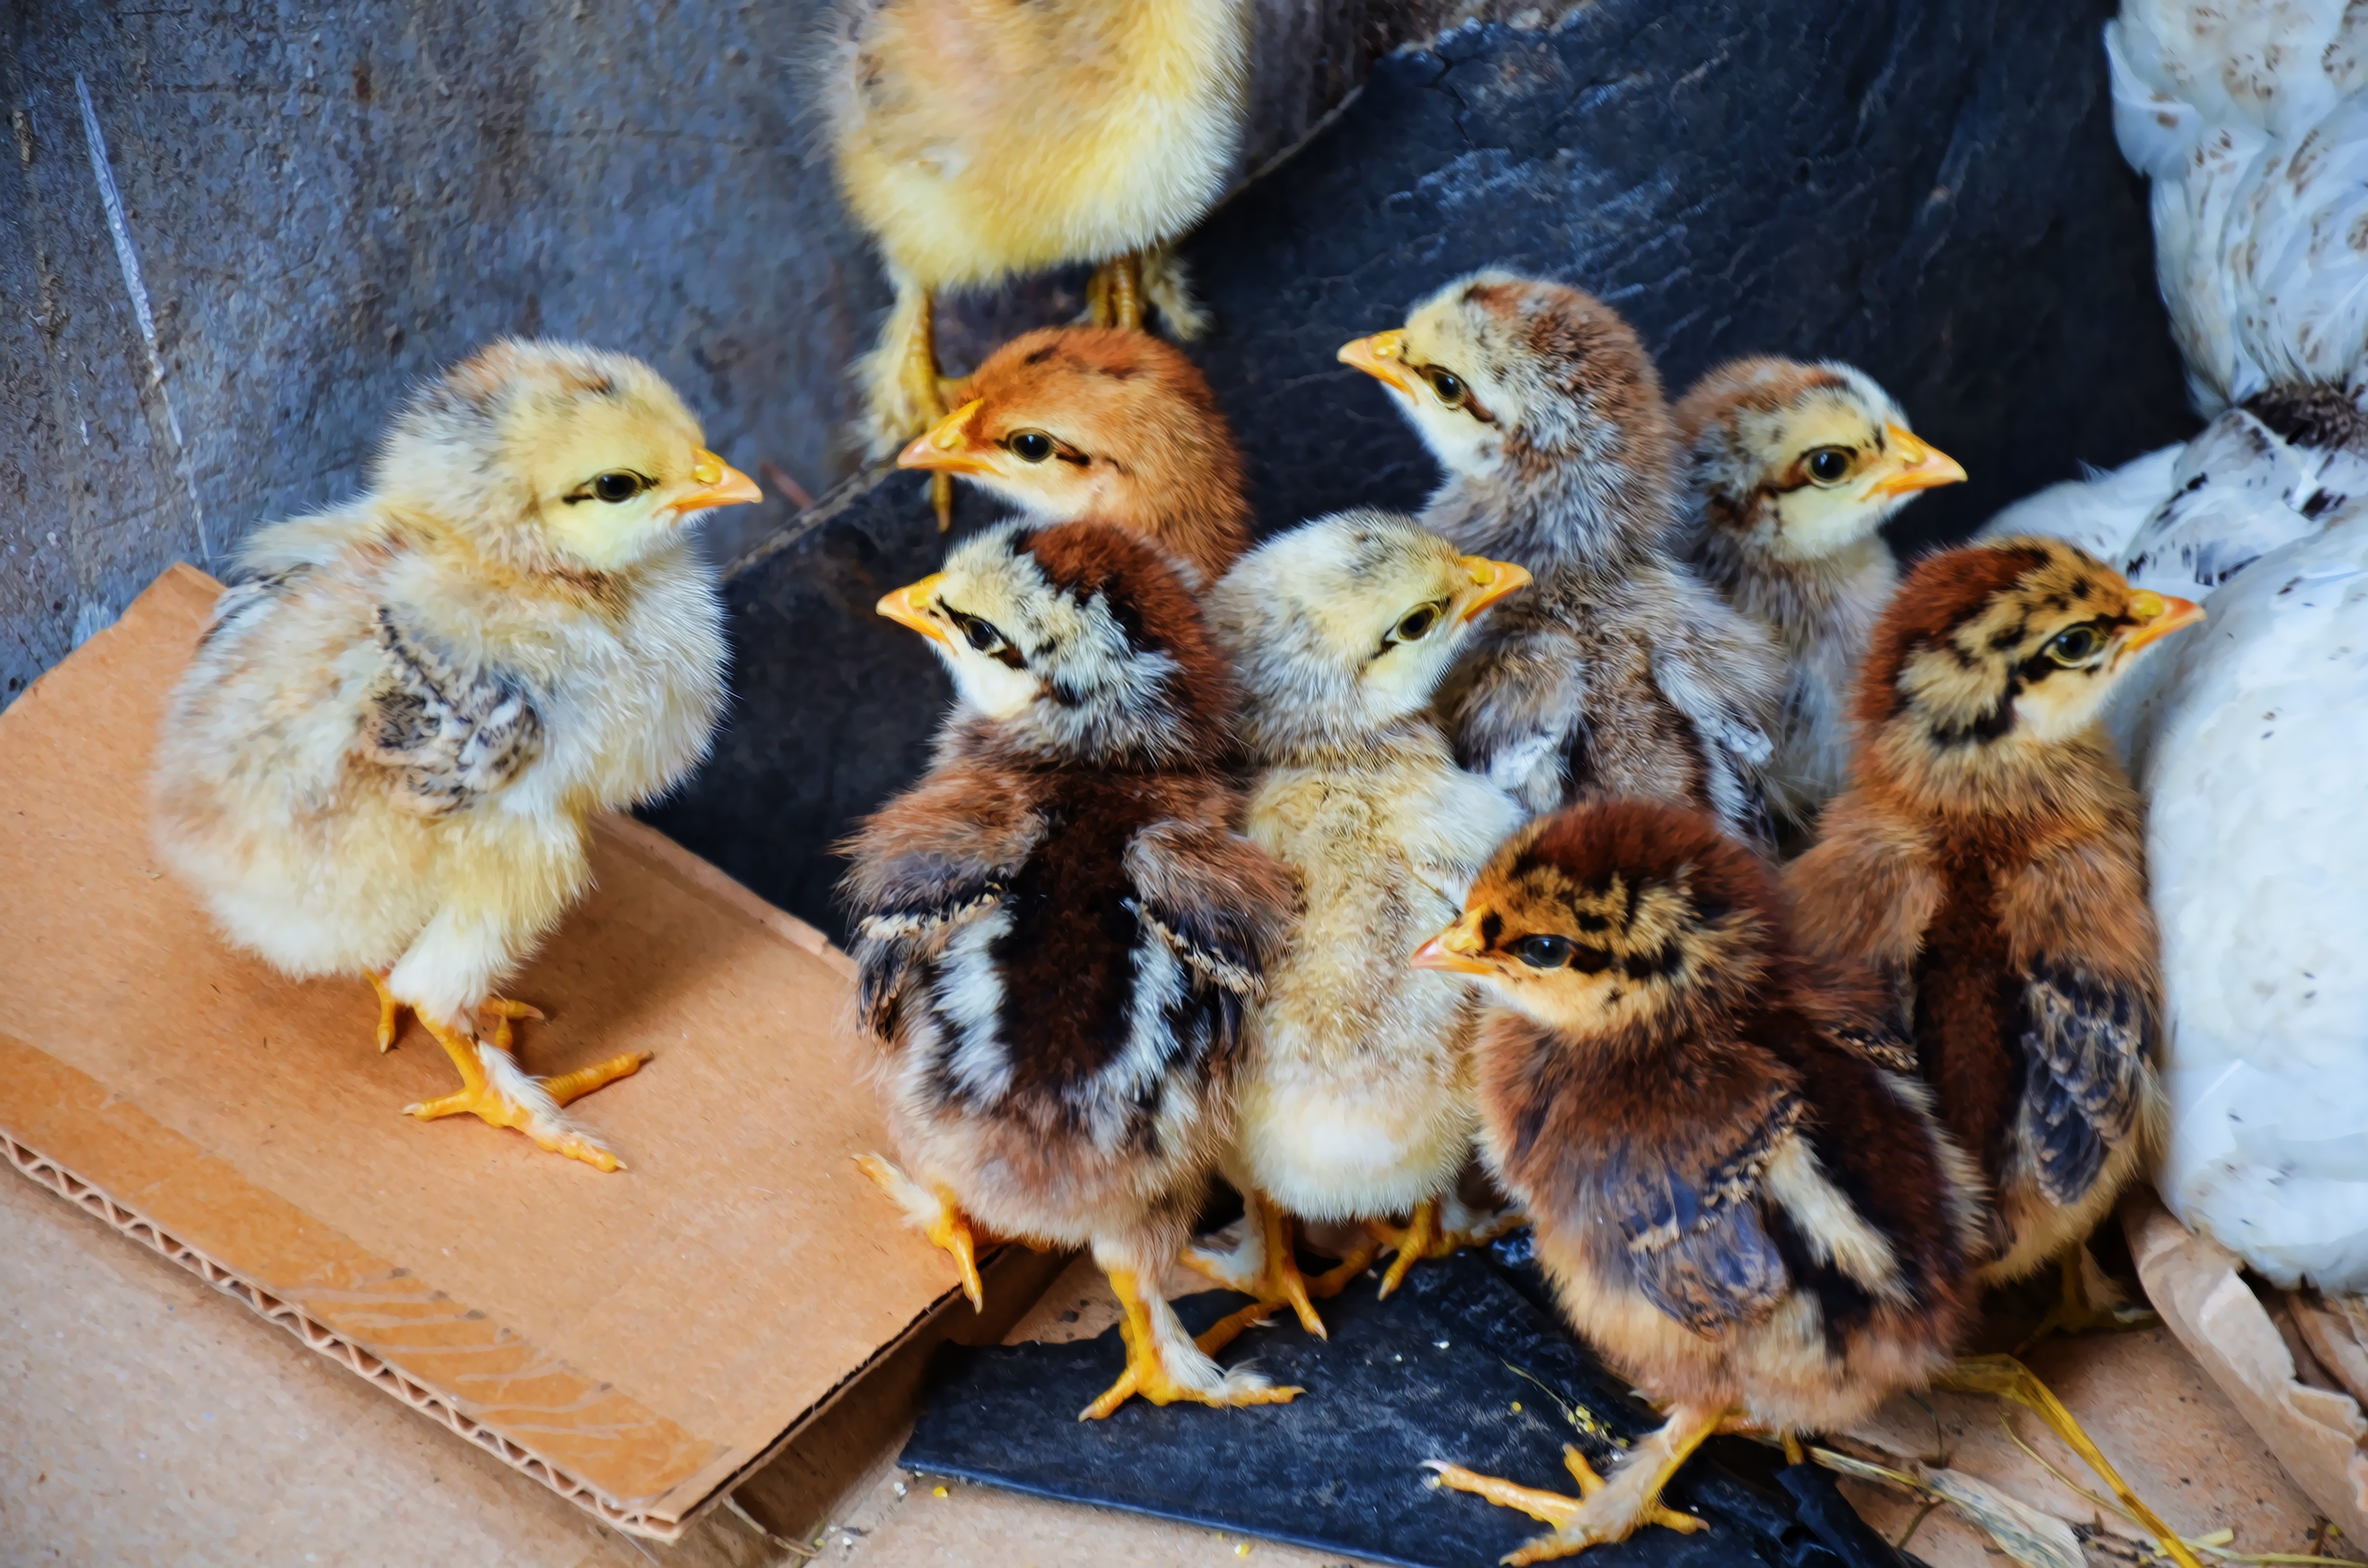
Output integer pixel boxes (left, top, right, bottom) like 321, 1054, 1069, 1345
0, 564, 982, 1541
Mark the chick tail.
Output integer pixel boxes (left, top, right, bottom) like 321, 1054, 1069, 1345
1140, 245, 1210, 342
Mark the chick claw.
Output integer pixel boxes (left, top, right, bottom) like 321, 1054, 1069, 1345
364, 971, 404, 1052
1182, 1192, 1375, 1338
1078, 1297, 1299, 1421
404, 1012, 644, 1173
855, 1153, 985, 1311
1426, 1446, 1706, 1564
1369, 1196, 1526, 1298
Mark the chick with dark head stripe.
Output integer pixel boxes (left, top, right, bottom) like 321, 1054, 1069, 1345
1412, 799, 1983, 1561
1339, 274, 1786, 846
1788, 537, 2201, 1320
841, 519, 1298, 1420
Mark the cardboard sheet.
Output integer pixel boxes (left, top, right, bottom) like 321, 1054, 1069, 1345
0, 565, 974, 1539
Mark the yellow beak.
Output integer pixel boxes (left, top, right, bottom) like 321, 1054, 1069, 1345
1457, 555, 1533, 622
897, 400, 994, 475
1868, 425, 1968, 499
876, 572, 951, 646
2121, 589, 2206, 654
670, 450, 763, 514
1411, 911, 1494, 975
1338, 330, 1418, 396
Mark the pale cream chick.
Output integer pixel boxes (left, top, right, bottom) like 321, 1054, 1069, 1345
152, 340, 760, 1171
1194, 511, 1530, 1335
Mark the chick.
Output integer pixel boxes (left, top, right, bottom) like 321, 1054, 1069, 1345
1187, 510, 1531, 1330
1413, 800, 1983, 1561
841, 519, 1298, 1419
1672, 357, 1967, 830
1787, 538, 2203, 1328
1339, 274, 1785, 844
153, 340, 760, 1171
826, 0, 1250, 525
895, 326, 1250, 589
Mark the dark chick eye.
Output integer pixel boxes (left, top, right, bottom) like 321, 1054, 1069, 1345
592, 470, 646, 503
956, 613, 1008, 655
1510, 935, 1575, 970
1006, 430, 1056, 464
1806, 448, 1852, 485
1388, 603, 1443, 645
2046, 625, 2102, 666
1426, 368, 1468, 408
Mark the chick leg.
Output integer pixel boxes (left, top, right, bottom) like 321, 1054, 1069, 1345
1938, 1355, 2203, 1568
1182, 1188, 1376, 1339
2018, 1245, 2161, 1351
855, 1152, 986, 1311
1427, 1405, 1721, 1563
1086, 253, 1146, 333
1369, 1192, 1525, 1298
889, 287, 959, 534
365, 971, 404, 1053
402, 1009, 645, 1172
1080, 1229, 1304, 1420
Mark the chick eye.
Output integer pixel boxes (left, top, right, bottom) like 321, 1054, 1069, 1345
1806, 448, 1853, 485
1510, 935, 1575, 970
2045, 625, 2103, 666
1006, 430, 1056, 464
1426, 368, 1468, 408
1387, 602, 1444, 645
593, 470, 647, 503
955, 613, 1010, 655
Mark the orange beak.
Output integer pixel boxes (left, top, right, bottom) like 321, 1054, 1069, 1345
876, 572, 951, 646
1457, 555, 1533, 623
669, 449, 763, 515
1338, 330, 1418, 396
1411, 912, 1494, 975
897, 400, 994, 475
2121, 589, 2206, 654
1868, 425, 1968, 499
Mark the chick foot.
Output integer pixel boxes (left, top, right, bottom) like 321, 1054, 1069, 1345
364, 971, 404, 1052
404, 1009, 645, 1173
1086, 252, 1146, 333
1182, 1188, 1376, 1338
1426, 1404, 1722, 1564
1078, 1267, 1301, 1420
892, 289, 957, 533
1937, 1355, 2202, 1568
2016, 1244, 2160, 1351
856, 1152, 987, 1311
1369, 1192, 1527, 1298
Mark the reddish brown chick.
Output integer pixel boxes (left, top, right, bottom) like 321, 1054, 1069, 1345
897, 325, 1250, 588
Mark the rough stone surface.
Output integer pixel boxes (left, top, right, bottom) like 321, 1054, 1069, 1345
653, 0, 2195, 946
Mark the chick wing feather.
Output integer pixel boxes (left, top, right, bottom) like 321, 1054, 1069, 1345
364, 606, 545, 818
2016, 961, 2150, 1210
1608, 1092, 1804, 1335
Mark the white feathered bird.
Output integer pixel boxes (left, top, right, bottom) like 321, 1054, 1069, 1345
1973, 0, 2368, 1291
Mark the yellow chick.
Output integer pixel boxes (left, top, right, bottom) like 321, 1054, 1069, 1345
825, 0, 1250, 520
152, 340, 761, 1171
1194, 511, 1532, 1333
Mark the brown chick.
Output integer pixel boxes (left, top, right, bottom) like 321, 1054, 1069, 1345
1673, 357, 1967, 831
1339, 274, 1786, 845
1412, 800, 1983, 1561
1787, 538, 2205, 1325
895, 326, 1250, 589
840, 518, 1298, 1420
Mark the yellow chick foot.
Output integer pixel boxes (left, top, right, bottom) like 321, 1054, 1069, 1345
1085, 252, 1146, 332
1079, 1268, 1301, 1421
403, 1012, 645, 1172
364, 971, 404, 1052
1427, 1409, 1720, 1564
1183, 1190, 1375, 1339
855, 1153, 986, 1311
888, 287, 959, 533
2017, 1245, 2161, 1351
1368, 1194, 1527, 1298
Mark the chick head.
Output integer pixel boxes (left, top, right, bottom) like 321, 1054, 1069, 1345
1338, 271, 1672, 490
896, 327, 1246, 578
1415, 799, 1776, 1040
1676, 357, 1965, 563
876, 518, 1230, 766
375, 339, 760, 573
1208, 509, 1529, 756
1857, 537, 2204, 765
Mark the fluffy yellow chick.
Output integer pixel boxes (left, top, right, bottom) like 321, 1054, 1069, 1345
826, 0, 1250, 516
1194, 511, 1531, 1333
152, 340, 760, 1171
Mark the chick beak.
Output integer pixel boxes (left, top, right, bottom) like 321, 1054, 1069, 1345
1411, 911, 1494, 975
1868, 425, 1968, 499
1457, 556, 1533, 623
1339, 330, 1418, 396
876, 572, 952, 646
897, 400, 995, 476
670, 450, 763, 515
2120, 589, 2206, 654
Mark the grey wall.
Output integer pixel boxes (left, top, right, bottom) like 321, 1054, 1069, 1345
0, 0, 1411, 707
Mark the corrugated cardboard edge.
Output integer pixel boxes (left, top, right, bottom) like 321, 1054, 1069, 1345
2125, 1188, 2368, 1539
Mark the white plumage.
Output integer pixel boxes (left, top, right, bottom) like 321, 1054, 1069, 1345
1973, 0, 2368, 1289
